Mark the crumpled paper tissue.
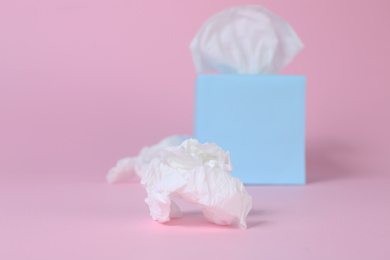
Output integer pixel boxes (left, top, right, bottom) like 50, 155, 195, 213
107, 137, 252, 229
107, 135, 189, 183
190, 5, 304, 74
141, 139, 252, 229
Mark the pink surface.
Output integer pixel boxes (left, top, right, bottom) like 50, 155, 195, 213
1, 0, 390, 259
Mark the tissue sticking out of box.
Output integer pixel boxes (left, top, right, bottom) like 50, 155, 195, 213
190, 5, 304, 74
141, 139, 252, 229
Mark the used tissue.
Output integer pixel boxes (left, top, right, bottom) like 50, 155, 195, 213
141, 139, 252, 229
190, 5, 304, 74
107, 137, 252, 228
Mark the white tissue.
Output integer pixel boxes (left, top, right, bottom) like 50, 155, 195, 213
190, 5, 304, 74
107, 135, 190, 183
141, 139, 252, 229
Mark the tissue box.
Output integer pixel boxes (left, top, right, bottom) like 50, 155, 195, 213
194, 74, 306, 185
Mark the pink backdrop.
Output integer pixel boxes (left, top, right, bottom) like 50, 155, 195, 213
1, 0, 390, 259
1, 0, 390, 179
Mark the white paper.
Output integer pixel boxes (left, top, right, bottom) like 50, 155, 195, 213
141, 139, 252, 229
106, 135, 190, 183
190, 5, 304, 74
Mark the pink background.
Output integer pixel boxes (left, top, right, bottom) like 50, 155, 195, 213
1, 0, 389, 259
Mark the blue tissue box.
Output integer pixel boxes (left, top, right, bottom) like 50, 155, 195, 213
194, 74, 306, 185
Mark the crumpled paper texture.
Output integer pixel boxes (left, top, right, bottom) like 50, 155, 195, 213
141, 139, 252, 229
190, 5, 304, 74
106, 135, 189, 183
